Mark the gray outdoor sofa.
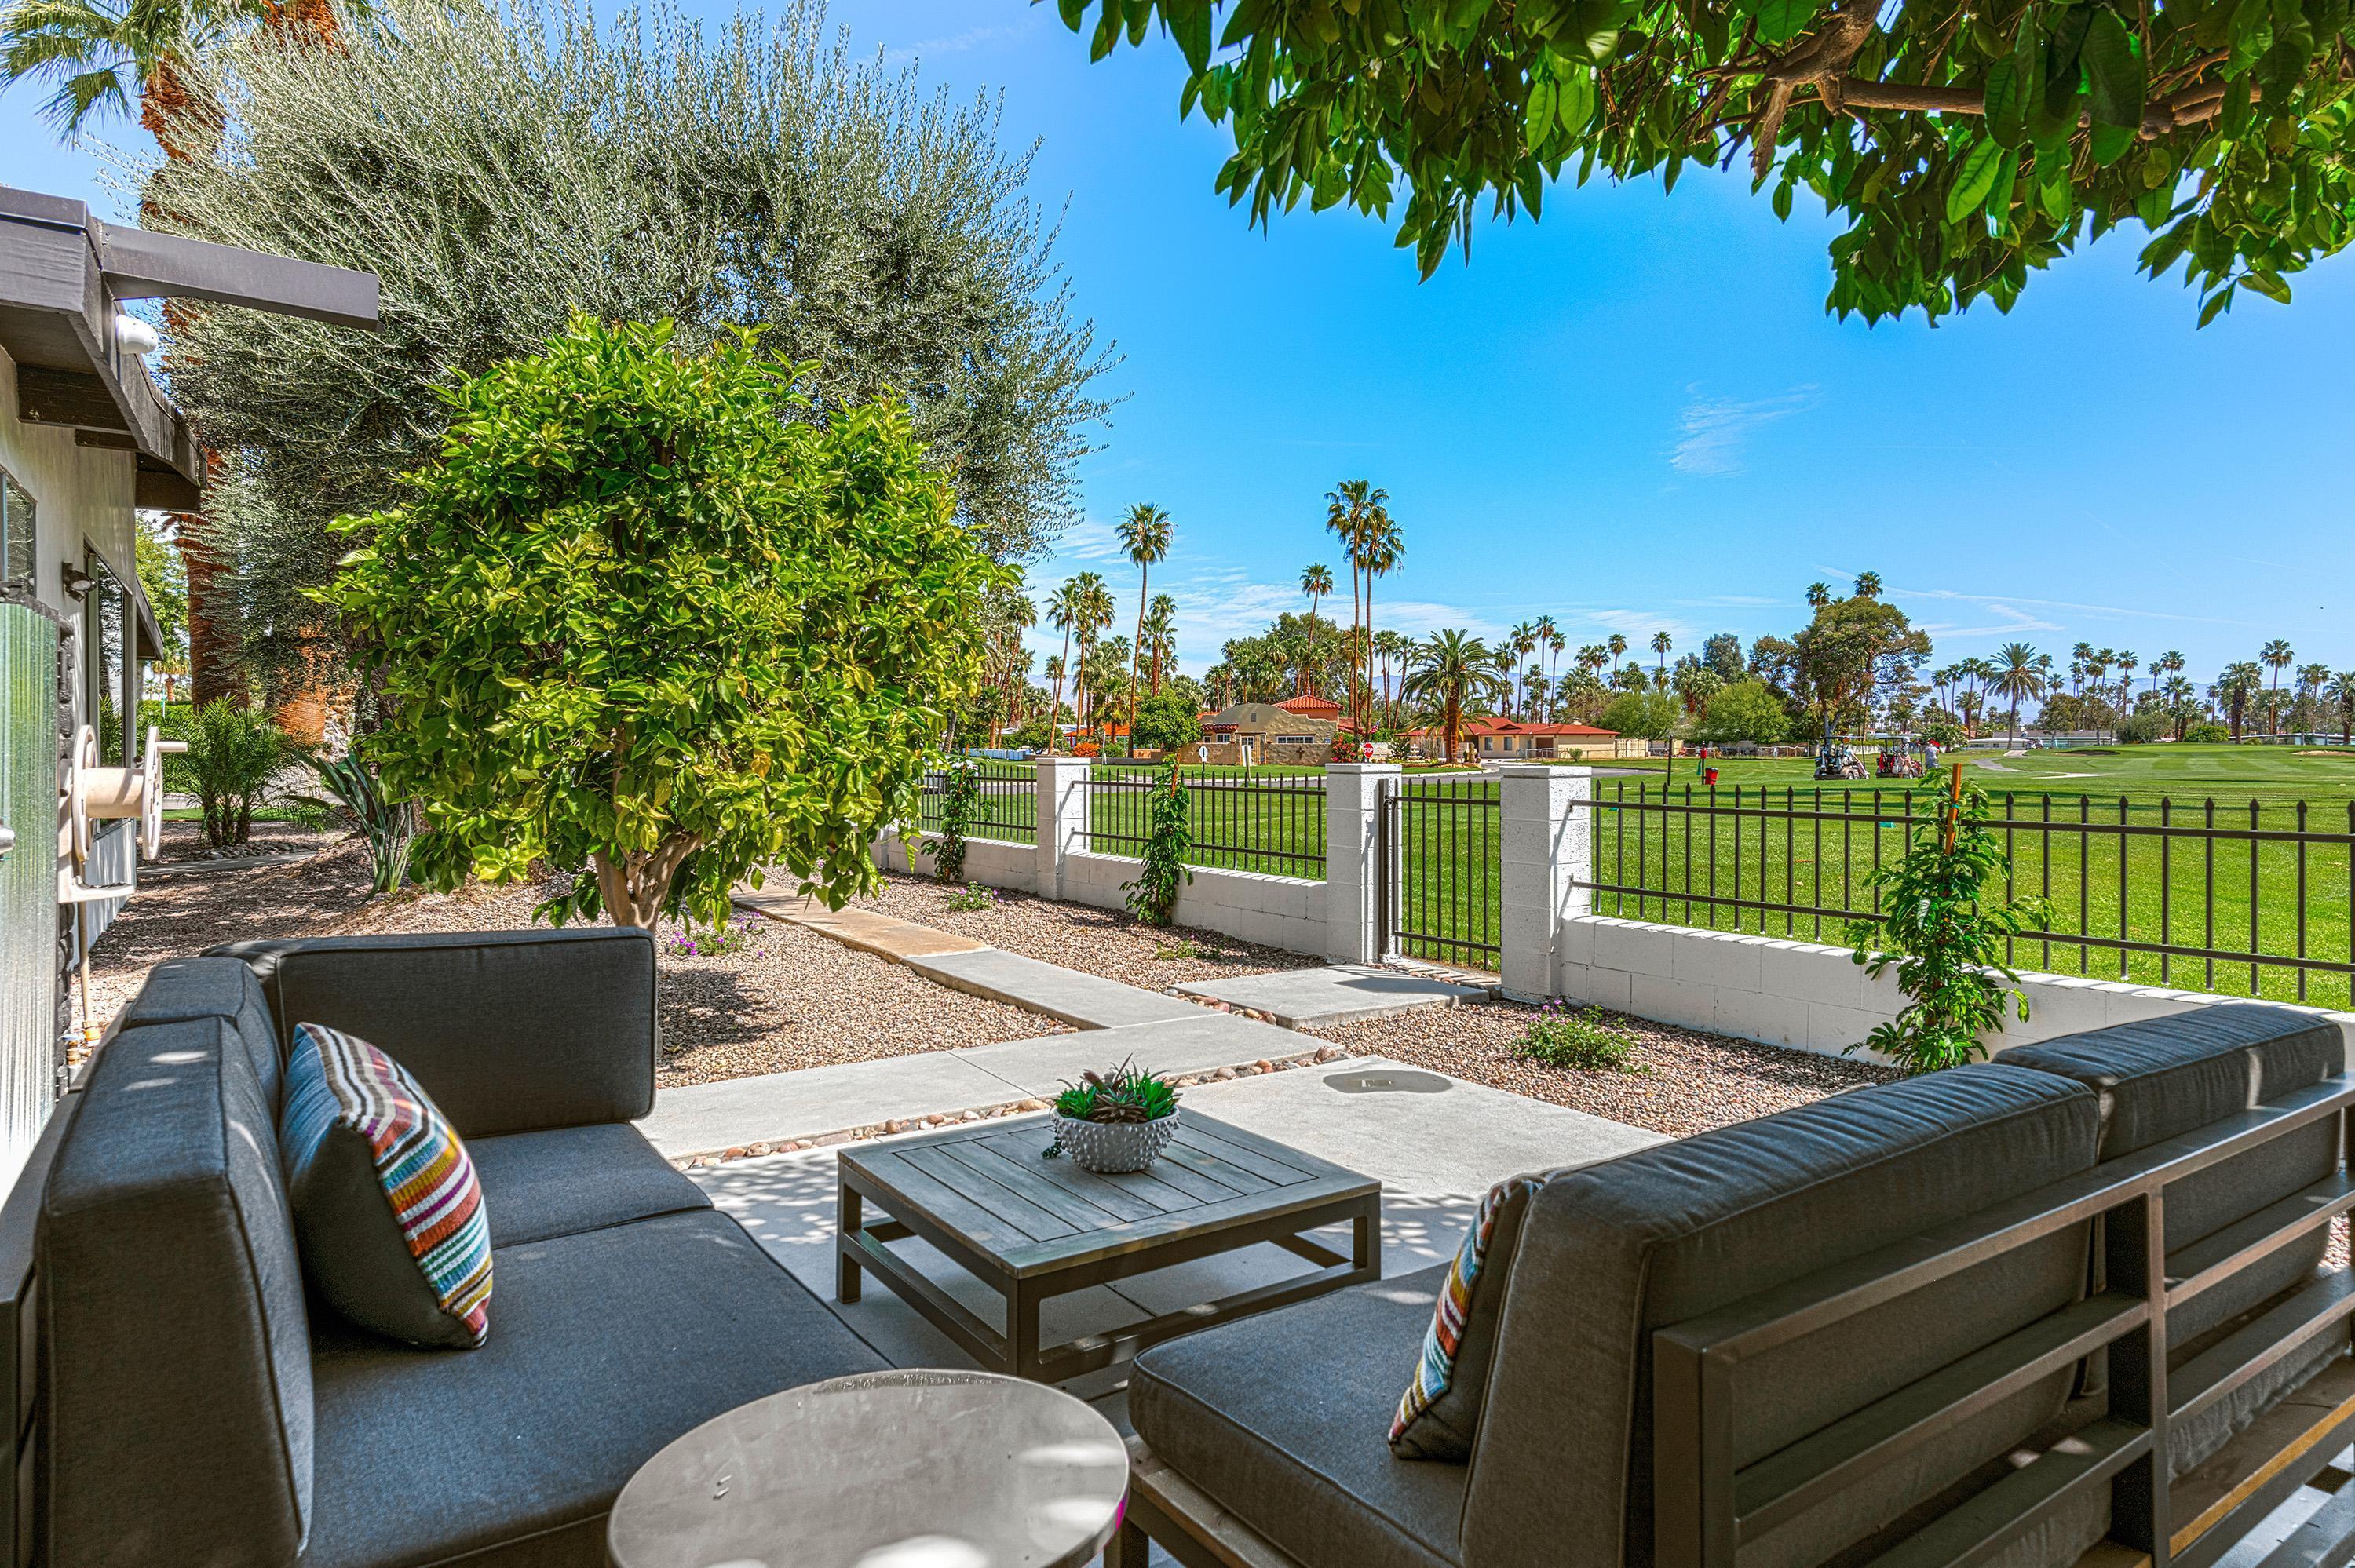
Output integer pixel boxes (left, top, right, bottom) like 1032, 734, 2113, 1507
0, 928, 887, 1568
1115, 1004, 2355, 1568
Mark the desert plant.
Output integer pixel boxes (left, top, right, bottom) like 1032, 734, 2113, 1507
324, 315, 1007, 928
175, 698, 301, 848
1514, 1002, 1639, 1073
944, 881, 996, 913
290, 750, 414, 894
1845, 769, 2050, 1074
923, 764, 980, 884
1051, 1059, 1180, 1124
1123, 768, 1193, 925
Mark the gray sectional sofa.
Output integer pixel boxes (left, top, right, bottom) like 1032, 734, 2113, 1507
5, 928, 887, 1568
1119, 1004, 2355, 1568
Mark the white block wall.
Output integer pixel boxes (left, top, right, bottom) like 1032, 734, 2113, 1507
1557, 913, 2355, 1062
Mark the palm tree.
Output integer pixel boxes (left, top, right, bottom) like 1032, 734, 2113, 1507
2213, 662, 2262, 739
2330, 671, 2355, 744
1298, 563, 1333, 695
1144, 593, 1178, 695
1853, 571, 1882, 600
1651, 630, 1672, 675
0, 0, 260, 152
1402, 631, 1506, 764
1046, 581, 1088, 750
1607, 633, 1627, 673
1991, 642, 2046, 746
1356, 506, 1403, 737
2261, 639, 2295, 737
1042, 654, 1065, 731
1115, 503, 1172, 757
1805, 582, 1831, 611
1507, 621, 1536, 716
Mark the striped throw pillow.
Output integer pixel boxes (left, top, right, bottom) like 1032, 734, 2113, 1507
1389, 1175, 1540, 1460
279, 1023, 492, 1349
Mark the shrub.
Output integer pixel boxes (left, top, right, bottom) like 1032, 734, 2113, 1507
1123, 769, 1194, 925
324, 315, 1008, 928
1514, 1002, 1639, 1073
177, 699, 303, 848
2116, 709, 2171, 745
291, 751, 416, 895
944, 882, 996, 912
923, 764, 981, 884
663, 918, 765, 960
2185, 722, 2230, 744
1846, 772, 2050, 1073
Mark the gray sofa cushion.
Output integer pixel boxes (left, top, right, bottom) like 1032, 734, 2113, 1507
1462, 1064, 2103, 1568
214, 928, 658, 1139
2002, 1005, 2348, 1472
42, 1015, 314, 1568
111, 955, 284, 1104
1132, 1263, 1469, 1568
302, 1208, 888, 1568
468, 1122, 710, 1249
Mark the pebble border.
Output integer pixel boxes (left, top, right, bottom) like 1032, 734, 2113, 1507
671, 1043, 1350, 1169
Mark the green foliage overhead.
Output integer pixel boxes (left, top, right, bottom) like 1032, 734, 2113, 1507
1132, 688, 1206, 750
152, 0, 1110, 678
1060, 0, 2355, 323
1695, 678, 1791, 743
324, 315, 1010, 928
1846, 774, 2050, 1071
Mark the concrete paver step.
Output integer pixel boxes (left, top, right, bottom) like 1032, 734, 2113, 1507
732, 889, 988, 960
1175, 964, 1492, 1028
901, 947, 1207, 1030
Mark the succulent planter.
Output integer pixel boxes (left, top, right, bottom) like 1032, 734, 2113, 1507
1052, 1108, 1181, 1174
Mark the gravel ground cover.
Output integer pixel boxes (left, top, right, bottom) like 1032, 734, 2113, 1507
1302, 998, 1901, 1137
77, 837, 1057, 1084
852, 870, 1324, 990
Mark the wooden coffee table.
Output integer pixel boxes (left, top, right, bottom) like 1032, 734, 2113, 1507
837, 1110, 1381, 1383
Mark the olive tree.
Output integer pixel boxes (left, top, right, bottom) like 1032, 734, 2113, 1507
325, 315, 1009, 928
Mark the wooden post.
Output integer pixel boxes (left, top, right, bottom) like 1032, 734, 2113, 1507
1944, 760, 1963, 852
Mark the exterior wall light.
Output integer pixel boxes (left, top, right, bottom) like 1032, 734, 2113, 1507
113, 313, 161, 356
59, 563, 97, 600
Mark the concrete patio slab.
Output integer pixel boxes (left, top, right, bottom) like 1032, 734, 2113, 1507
638, 1052, 1017, 1159
904, 946, 1207, 1030
955, 1010, 1313, 1098
732, 890, 988, 961
1174, 963, 1492, 1027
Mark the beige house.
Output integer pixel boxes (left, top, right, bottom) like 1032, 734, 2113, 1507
1204, 698, 1339, 766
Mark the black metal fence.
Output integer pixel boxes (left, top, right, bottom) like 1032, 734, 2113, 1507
1579, 779, 2355, 1007
1079, 764, 1327, 879
1379, 775, 1502, 970
915, 760, 1038, 846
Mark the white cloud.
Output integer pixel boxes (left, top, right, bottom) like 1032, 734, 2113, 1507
1670, 386, 1817, 477
880, 20, 1031, 66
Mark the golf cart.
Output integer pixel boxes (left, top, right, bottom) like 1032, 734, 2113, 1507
1814, 736, 1868, 781
1875, 736, 1935, 779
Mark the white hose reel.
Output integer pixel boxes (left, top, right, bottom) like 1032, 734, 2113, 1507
60, 724, 186, 902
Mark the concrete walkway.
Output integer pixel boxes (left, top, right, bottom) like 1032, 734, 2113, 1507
1176, 963, 1492, 1028
731, 890, 987, 961
903, 947, 1206, 1030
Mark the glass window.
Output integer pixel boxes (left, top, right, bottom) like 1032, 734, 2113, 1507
85, 550, 127, 768
0, 468, 31, 589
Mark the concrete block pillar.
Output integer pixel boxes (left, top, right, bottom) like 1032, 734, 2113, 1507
1500, 764, 1594, 1001
1034, 755, 1091, 899
1324, 762, 1400, 965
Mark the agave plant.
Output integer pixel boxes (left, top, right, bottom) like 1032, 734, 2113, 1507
291, 751, 416, 895
1051, 1059, 1178, 1125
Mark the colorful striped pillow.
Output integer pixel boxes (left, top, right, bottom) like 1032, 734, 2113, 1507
1389, 1175, 1540, 1460
279, 1023, 492, 1349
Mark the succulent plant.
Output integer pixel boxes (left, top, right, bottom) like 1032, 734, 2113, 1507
1052, 1059, 1178, 1125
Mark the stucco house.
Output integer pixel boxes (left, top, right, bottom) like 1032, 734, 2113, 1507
1204, 695, 1342, 764
0, 186, 377, 1180
1408, 716, 1630, 761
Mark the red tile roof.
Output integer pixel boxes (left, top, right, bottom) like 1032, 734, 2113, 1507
1411, 717, 1618, 738
1275, 694, 1342, 716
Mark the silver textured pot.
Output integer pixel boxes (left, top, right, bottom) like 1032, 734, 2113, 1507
1052, 1107, 1180, 1173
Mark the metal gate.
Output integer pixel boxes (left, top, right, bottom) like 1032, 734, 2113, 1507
1377, 773, 1502, 971
0, 601, 60, 1186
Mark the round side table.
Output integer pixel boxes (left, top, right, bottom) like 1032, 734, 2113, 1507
608, 1369, 1130, 1568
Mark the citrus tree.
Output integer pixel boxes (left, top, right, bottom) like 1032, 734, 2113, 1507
324, 315, 1009, 928
1061, 0, 2355, 323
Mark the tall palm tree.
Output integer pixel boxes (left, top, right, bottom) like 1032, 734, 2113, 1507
1046, 580, 1092, 751
2214, 661, 2262, 739
1356, 505, 1403, 737
1507, 621, 1536, 716
2329, 671, 2355, 744
2260, 639, 2295, 736
1651, 630, 1673, 675
1402, 631, 1506, 764
1991, 642, 2046, 746
0, 0, 260, 152
1042, 654, 1065, 732
1852, 571, 1882, 600
1324, 481, 1384, 682
1546, 628, 1566, 720
1607, 633, 1628, 674
1805, 582, 1831, 611
1298, 563, 1333, 695
1116, 503, 1172, 757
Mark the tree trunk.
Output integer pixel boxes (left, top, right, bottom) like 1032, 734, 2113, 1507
179, 519, 244, 709
593, 834, 700, 928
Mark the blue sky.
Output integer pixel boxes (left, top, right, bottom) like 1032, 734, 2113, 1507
6, 0, 2349, 686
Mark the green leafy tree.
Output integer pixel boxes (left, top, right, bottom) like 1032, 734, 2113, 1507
324, 315, 1008, 928
1599, 689, 1680, 738
1846, 773, 2050, 1073
1061, 0, 2355, 324
1694, 679, 1790, 744
149, 0, 1109, 687
1131, 689, 1204, 752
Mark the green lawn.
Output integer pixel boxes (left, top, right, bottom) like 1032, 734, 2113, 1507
1609, 742, 2355, 810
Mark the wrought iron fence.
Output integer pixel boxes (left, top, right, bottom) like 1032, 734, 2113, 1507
1379, 775, 1502, 970
1078, 764, 1327, 879
1579, 778, 2355, 1007
915, 759, 1037, 846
